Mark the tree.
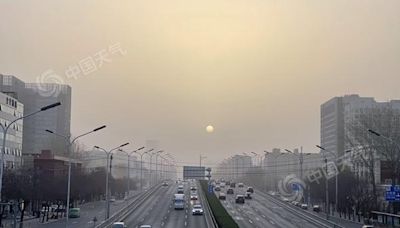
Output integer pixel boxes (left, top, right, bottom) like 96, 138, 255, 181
346, 104, 400, 212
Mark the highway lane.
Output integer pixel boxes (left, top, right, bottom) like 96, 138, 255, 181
217, 185, 321, 228
123, 180, 209, 228
163, 181, 208, 228
186, 181, 209, 228
123, 183, 174, 228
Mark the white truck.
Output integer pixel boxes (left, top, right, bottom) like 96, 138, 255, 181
173, 194, 185, 210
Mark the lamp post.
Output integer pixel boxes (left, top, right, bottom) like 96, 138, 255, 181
316, 145, 352, 216
155, 152, 165, 184
270, 151, 286, 192
150, 150, 163, 185
94, 142, 130, 219
118, 146, 145, 197
0, 102, 61, 201
285, 148, 311, 203
316, 145, 342, 218
46, 125, 106, 227
132, 148, 153, 191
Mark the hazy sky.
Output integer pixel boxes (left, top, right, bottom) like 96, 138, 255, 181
1, 0, 399, 166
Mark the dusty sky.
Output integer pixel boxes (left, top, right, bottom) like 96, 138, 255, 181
1, 0, 399, 166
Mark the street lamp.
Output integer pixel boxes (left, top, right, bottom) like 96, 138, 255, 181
285, 148, 311, 203
46, 124, 106, 227
316, 145, 331, 219
131, 148, 153, 191
94, 142, 129, 219
150, 150, 163, 185
118, 146, 145, 197
268, 151, 286, 192
155, 151, 166, 184
0, 102, 61, 201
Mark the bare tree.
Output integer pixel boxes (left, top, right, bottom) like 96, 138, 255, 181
346, 104, 400, 211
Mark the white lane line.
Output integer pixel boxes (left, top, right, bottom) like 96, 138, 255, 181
249, 219, 253, 224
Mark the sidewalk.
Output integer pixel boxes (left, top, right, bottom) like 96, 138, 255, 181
2, 191, 140, 228
311, 209, 364, 228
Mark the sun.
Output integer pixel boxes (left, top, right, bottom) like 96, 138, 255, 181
206, 125, 214, 133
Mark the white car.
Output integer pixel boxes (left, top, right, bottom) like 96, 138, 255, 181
140, 225, 152, 228
192, 204, 204, 215
238, 183, 244, 188
112, 222, 127, 228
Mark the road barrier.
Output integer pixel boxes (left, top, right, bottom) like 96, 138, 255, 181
199, 180, 239, 228
197, 181, 219, 228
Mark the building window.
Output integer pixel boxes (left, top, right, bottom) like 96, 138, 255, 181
3, 76, 12, 86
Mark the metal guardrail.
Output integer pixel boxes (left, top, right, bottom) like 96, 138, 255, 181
95, 185, 161, 228
256, 188, 345, 228
198, 181, 219, 228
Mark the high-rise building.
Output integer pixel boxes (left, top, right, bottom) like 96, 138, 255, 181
321, 94, 400, 184
0, 74, 71, 167
321, 95, 400, 156
0, 93, 24, 169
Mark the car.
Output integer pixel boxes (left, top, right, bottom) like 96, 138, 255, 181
238, 183, 244, 188
281, 197, 290, 202
300, 204, 308, 209
219, 193, 226, 200
110, 197, 116, 202
226, 181, 231, 186
112, 222, 127, 228
190, 194, 198, 200
247, 187, 254, 193
244, 192, 252, 199
291, 201, 300, 206
139, 225, 152, 228
312, 205, 321, 212
361, 225, 374, 228
190, 186, 197, 191
227, 188, 234, 194
192, 204, 204, 215
230, 183, 236, 188
68, 208, 80, 218
235, 195, 245, 204
162, 182, 168, 186
214, 186, 221, 191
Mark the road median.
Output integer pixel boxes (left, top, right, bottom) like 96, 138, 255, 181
199, 180, 239, 228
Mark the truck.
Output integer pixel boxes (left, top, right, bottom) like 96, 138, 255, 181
173, 194, 185, 210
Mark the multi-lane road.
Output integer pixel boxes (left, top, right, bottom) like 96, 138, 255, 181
123, 181, 211, 228
217, 184, 362, 228
218, 186, 321, 228
22, 181, 364, 228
